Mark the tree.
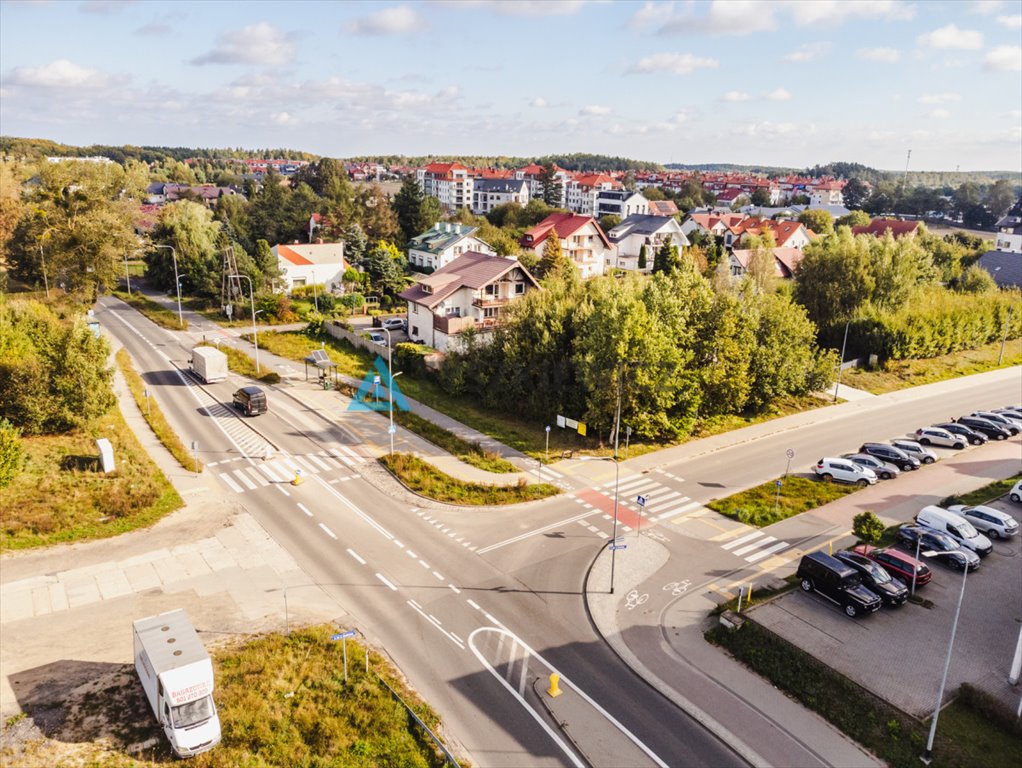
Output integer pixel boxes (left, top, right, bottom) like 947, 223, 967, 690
962, 202, 996, 229
794, 228, 875, 328
836, 210, 870, 229
0, 418, 25, 488
148, 201, 224, 299
537, 230, 570, 278
357, 184, 401, 242
538, 162, 562, 206
750, 187, 772, 207
954, 264, 997, 293
743, 232, 777, 294
393, 174, 438, 243
638, 244, 648, 271
598, 214, 621, 234
652, 235, 681, 274
340, 222, 369, 265
643, 186, 666, 201
364, 240, 407, 295
695, 291, 756, 416
797, 209, 834, 236
841, 178, 870, 210
852, 511, 885, 545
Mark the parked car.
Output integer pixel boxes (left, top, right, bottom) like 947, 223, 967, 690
232, 386, 267, 416
833, 550, 909, 606
842, 453, 901, 480
915, 505, 992, 556
971, 411, 1021, 435
954, 416, 1010, 441
853, 544, 932, 588
814, 458, 878, 486
381, 317, 407, 332
1011, 481, 1022, 504
859, 443, 920, 471
796, 552, 882, 617
993, 407, 1022, 421
948, 504, 1019, 539
891, 439, 938, 465
895, 525, 980, 571
366, 331, 388, 346
932, 422, 987, 446
914, 427, 966, 450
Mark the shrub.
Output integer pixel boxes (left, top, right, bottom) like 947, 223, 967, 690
0, 418, 25, 488
339, 293, 365, 310
853, 511, 885, 544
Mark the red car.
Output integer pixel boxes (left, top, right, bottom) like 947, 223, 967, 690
853, 544, 932, 588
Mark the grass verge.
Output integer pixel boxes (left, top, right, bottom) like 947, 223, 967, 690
380, 453, 559, 505
195, 341, 280, 384
843, 338, 1022, 395
393, 410, 517, 473
707, 475, 860, 527
707, 621, 1020, 768
111, 289, 188, 331
244, 329, 372, 379
0, 406, 182, 552
941, 473, 1022, 508
117, 348, 201, 472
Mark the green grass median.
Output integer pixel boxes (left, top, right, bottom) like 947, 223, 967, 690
380, 453, 558, 505
707, 475, 860, 527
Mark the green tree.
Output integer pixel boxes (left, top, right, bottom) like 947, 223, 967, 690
148, 201, 224, 299
852, 511, 885, 545
537, 230, 570, 278
394, 174, 436, 243
750, 187, 772, 207
835, 210, 870, 228
794, 227, 876, 328
538, 162, 562, 206
247, 169, 293, 245
954, 264, 997, 293
364, 240, 408, 295
357, 184, 401, 243
598, 214, 621, 233
637, 244, 648, 270
743, 232, 778, 294
865, 230, 937, 312
797, 209, 834, 236
340, 222, 369, 265
252, 239, 281, 289
652, 235, 680, 274
0, 418, 24, 488
695, 291, 756, 416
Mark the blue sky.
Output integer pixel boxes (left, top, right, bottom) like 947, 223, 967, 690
1, 0, 1020, 171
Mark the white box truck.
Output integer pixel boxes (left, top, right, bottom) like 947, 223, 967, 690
190, 346, 228, 383
133, 609, 221, 758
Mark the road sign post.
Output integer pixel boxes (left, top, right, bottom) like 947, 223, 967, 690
773, 478, 783, 517
332, 629, 357, 683
636, 494, 646, 535
545, 425, 551, 463
784, 448, 795, 479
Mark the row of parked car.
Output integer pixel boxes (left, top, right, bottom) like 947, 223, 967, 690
813, 406, 1022, 486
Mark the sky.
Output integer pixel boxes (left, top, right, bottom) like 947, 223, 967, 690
1, 0, 1020, 171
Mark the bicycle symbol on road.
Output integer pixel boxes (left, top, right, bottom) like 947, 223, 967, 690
662, 579, 691, 596
643, 530, 670, 543
625, 590, 649, 610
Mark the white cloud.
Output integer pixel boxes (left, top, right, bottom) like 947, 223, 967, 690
732, 121, 801, 138
720, 90, 751, 102
985, 45, 1022, 71
442, 0, 586, 16
925, 109, 951, 119
783, 42, 831, 63
918, 92, 960, 104
626, 52, 719, 75
345, 5, 420, 35
79, 1, 136, 14
530, 96, 547, 107
998, 14, 1022, 28
1010, 109, 1022, 119
579, 104, 611, 116
971, 0, 1003, 14
135, 22, 171, 36
270, 111, 296, 125
856, 47, 900, 63
626, 1, 674, 29
7, 59, 108, 88
766, 88, 792, 101
789, 0, 915, 25
916, 24, 983, 50
191, 22, 295, 66
658, 0, 779, 36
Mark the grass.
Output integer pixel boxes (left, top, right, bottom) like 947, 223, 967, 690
380, 453, 559, 505
707, 621, 1020, 768
111, 289, 188, 331
116, 348, 201, 473
393, 410, 518, 473
245, 329, 372, 379
0, 406, 183, 552
843, 337, 1022, 395
941, 473, 1022, 508
707, 475, 861, 527
195, 341, 280, 384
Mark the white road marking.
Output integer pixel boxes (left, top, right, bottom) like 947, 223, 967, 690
310, 474, 395, 541
297, 503, 313, 517
745, 541, 790, 562
477, 509, 603, 554
721, 530, 763, 550
346, 548, 366, 565
448, 584, 461, 594
467, 599, 481, 610
375, 573, 398, 591
275, 485, 290, 497
232, 470, 257, 490
432, 571, 444, 581
319, 523, 337, 540
219, 473, 243, 493
407, 600, 464, 649
732, 536, 777, 557
419, 560, 429, 569
305, 453, 332, 471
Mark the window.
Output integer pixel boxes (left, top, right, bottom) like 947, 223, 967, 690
515, 283, 525, 295
485, 284, 496, 296
483, 307, 498, 318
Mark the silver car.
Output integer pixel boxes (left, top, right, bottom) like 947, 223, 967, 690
843, 453, 901, 480
949, 504, 1020, 539
891, 439, 937, 465
914, 427, 966, 450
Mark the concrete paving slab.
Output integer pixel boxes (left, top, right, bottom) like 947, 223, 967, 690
30, 586, 52, 618
47, 582, 68, 613
150, 556, 187, 585
0, 591, 34, 624
124, 563, 162, 592
64, 579, 101, 609
95, 570, 133, 601
177, 550, 213, 579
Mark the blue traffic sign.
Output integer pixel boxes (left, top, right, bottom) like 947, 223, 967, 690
636, 494, 647, 507
775, 479, 782, 487
610, 544, 627, 551
331, 630, 357, 641
388, 424, 397, 434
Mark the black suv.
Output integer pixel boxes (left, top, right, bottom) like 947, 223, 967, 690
933, 422, 987, 446
834, 550, 908, 606
859, 443, 920, 471
955, 416, 1010, 441
796, 552, 882, 617
895, 525, 980, 571
232, 386, 268, 416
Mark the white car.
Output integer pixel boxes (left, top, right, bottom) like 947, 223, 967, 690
381, 318, 406, 332
891, 439, 937, 465
948, 504, 1019, 539
814, 457, 878, 486
1011, 481, 1022, 504
366, 331, 388, 346
914, 427, 966, 450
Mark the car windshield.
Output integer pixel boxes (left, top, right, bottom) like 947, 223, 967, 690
957, 520, 978, 538
866, 563, 891, 583
842, 573, 862, 588
171, 695, 215, 728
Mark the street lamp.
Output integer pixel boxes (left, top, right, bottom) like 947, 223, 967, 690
381, 328, 396, 455
609, 359, 640, 594
123, 251, 132, 295
235, 274, 260, 375
311, 269, 319, 313
832, 319, 850, 403
154, 244, 183, 327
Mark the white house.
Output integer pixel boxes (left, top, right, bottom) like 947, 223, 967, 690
808, 180, 845, 207
399, 252, 540, 352
273, 242, 348, 293
471, 178, 530, 215
519, 213, 615, 279
407, 223, 495, 272
596, 190, 650, 220
416, 162, 473, 211
515, 163, 569, 207
607, 215, 689, 272
566, 173, 618, 216
994, 214, 1022, 253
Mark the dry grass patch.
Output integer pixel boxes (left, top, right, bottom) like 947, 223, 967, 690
381, 453, 559, 505
194, 342, 279, 384
243, 330, 371, 379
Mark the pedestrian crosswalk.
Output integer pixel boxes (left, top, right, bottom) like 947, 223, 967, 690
720, 529, 794, 563
536, 464, 572, 491
203, 400, 271, 458
214, 446, 365, 494
595, 472, 712, 524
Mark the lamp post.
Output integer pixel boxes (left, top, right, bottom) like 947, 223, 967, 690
609, 360, 639, 594
998, 304, 1013, 366
235, 274, 260, 375
921, 551, 970, 764
154, 244, 183, 327
832, 319, 850, 403
545, 425, 551, 463
312, 269, 319, 313
382, 328, 395, 455
123, 251, 131, 295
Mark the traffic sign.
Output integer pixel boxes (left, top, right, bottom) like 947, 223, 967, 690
786, 448, 795, 459
387, 424, 397, 434
373, 374, 381, 385
610, 544, 627, 551
331, 630, 357, 641
776, 479, 782, 487
636, 494, 647, 508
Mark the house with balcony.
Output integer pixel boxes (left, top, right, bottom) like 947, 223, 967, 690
993, 214, 1022, 253
596, 189, 650, 220
471, 178, 530, 215
416, 162, 473, 211
728, 247, 805, 280
515, 163, 569, 207
519, 213, 615, 279
399, 252, 540, 352
607, 215, 689, 272
566, 174, 619, 215
273, 242, 348, 293
407, 223, 494, 272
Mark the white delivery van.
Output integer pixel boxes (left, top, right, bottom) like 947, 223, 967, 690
190, 346, 229, 384
133, 609, 221, 757
916, 505, 993, 557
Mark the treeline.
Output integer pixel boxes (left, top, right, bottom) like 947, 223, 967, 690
346, 153, 663, 172
0, 136, 316, 164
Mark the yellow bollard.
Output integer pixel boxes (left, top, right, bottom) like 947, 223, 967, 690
828, 540, 833, 555
547, 673, 562, 698
291, 468, 304, 486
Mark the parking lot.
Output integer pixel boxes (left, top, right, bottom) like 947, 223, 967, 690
747, 494, 1022, 718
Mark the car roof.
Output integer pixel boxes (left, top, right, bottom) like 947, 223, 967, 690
237, 386, 264, 395
805, 550, 857, 576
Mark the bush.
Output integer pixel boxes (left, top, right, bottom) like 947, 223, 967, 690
339, 293, 365, 310
0, 418, 25, 488
853, 511, 885, 544
393, 343, 433, 378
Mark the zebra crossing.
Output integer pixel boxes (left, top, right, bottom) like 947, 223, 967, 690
595, 472, 711, 524
214, 446, 365, 494
203, 400, 271, 458
536, 464, 572, 491
720, 529, 794, 563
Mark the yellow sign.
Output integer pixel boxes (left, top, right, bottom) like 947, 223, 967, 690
577, 422, 587, 437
